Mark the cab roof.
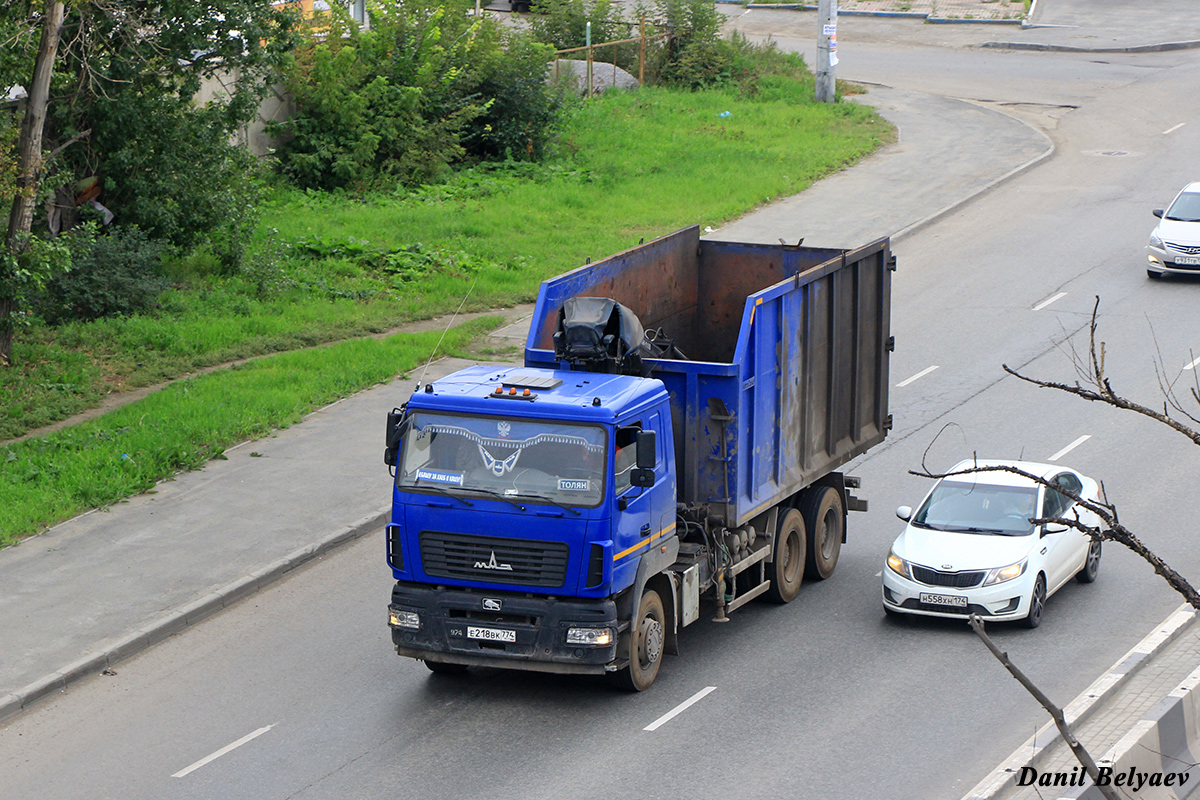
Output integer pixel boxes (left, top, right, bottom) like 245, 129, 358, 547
405, 365, 666, 422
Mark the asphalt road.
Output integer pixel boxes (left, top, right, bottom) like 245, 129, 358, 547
5, 14, 1200, 800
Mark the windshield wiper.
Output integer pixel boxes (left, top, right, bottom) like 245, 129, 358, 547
468, 487, 527, 511
411, 484, 473, 506
942, 525, 1004, 535
517, 492, 582, 515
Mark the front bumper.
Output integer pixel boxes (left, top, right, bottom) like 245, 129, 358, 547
881, 567, 1029, 622
1147, 245, 1200, 275
389, 581, 619, 675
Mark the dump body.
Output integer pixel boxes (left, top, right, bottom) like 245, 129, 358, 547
525, 225, 892, 527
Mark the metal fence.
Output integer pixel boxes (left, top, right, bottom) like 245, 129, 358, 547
551, 18, 674, 97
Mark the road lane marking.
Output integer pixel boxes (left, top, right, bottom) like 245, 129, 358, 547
173, 725, 274, 778
896, 365, 939, 387
1049, 435, 1090, 462
1032, 292, 1067, 311
1163, 123, 1186, 135
644, 687, 716, 731
1184, 355, 1200, 371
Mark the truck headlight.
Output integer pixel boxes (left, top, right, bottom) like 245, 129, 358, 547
388, 607, 421, 629
982, 560, 1027, 586
886, 550, 911, 579
566, 627, 614, 646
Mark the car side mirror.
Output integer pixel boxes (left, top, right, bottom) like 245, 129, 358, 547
896, 505, 912, 522
630, 467, 656, 488
1153, 208, 1164, 218
1042, 521, 1068, 536
635, 429, 656, 469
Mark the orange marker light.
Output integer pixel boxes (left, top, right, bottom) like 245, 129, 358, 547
523, 389, 531, 396
509, 388, 517, 395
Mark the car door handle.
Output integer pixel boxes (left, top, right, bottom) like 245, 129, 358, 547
641, 524, 652, 535
1041, 547, 1047, 555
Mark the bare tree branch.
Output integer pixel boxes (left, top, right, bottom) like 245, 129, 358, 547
969, 615, 1122, 800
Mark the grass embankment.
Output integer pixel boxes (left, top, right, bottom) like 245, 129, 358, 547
0, 73, 893, 546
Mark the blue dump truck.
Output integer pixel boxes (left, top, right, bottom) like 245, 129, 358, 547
383, 226, 893, 690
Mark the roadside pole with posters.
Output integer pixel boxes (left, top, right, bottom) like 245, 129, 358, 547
816, 0, 837, 102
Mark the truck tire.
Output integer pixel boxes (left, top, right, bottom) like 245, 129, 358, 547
800, 486, 843, 580
764, 508, 806, 603
425, 660, 468, 676
610, 588, 665, 691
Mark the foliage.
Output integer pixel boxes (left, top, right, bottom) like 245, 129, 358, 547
271, 0, 562, 190
1, 0, 296, 250
654, 0, 734, 88
527, 0, 628, 51
38, 225, 169, 324
0, 232, 72, 314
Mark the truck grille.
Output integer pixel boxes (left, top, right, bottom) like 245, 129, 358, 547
912, 564, 984, 588
419, 531, 569, 588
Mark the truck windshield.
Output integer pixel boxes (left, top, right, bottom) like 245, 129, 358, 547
397, 412, 607, 508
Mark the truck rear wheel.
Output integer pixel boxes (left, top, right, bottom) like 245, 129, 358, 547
764, 508, 806, 603
801, 486, 843, 580
611, 588, 665, 692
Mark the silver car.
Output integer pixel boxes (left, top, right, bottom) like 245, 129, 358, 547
1147, 182, 1200, 279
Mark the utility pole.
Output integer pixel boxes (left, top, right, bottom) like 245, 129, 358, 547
816, 0, 837, 102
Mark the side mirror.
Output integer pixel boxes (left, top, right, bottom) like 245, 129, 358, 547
1042, 521, 1068, 536
635, 429, 656, 469
384, 408, 404, 467
1153, 208, 1164, 218
896, 505, 913, 522
630, 467, 656, 488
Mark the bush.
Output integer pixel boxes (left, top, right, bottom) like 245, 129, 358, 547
271, 1, 564, 190
40, 225, 169, 324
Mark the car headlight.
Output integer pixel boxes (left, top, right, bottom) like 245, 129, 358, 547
1149, 230, 1164, 249
886, 550, 911, 579
982, 560, 1027, 587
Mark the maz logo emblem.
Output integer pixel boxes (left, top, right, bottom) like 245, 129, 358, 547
478, 444, 520, 476
482, 598, 503, 611
475, 551, 514, 572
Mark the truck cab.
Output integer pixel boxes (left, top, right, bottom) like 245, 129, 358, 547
386, 366, 677, 685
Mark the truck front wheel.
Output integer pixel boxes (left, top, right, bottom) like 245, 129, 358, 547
801, 486, 843, 580
611, 588, 665, 691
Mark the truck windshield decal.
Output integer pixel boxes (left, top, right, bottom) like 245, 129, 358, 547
399, 414, 607, 508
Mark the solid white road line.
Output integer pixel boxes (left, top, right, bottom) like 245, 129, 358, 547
896, 365, 939, 387
1049, 435, 1090, 462
172, 725, 274, 778
644, 687, 717, 732
1032, 292, 1066, 311
1163, 122, 1186, 135
1184, 355, 1200, 371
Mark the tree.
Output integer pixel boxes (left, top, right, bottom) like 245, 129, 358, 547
0, 0, 297, 365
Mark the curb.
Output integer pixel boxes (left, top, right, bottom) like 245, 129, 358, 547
981, 39, 1200, 54
0, 506, 390, 726
962, 605, 1198, 800
889, 97, 1055, 244
741, 4, 1022, 23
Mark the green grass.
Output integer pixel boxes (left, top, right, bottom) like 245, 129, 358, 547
0, 317, 499, 546
1, 65, 894, 544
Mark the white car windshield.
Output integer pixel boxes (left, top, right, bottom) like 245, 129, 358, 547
397, 412, 607, 508
912, 480, 1038, 536
1167, 192, 1200, 222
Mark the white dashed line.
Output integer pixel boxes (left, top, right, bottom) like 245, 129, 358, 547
1032, 292, 1067, 311
896, 365, 939, 387
173, 725, 274, 778
644, 687, 717, 731
1049, 435, 1091, 462
1184, 355, 1200, 371
1163, 123, 1186, 135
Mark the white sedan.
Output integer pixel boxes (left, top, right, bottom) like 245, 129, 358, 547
882, 459, 1102, 628
1147, 181, 1200, 278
